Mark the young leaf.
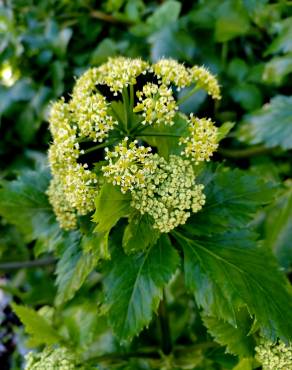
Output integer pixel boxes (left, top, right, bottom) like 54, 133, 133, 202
12, 304, 63, 346
93, 182, 131, 258
202, 308, 255, 357
123, 213, 160, 254
188, 167, 275, 235
104, 234, 179, 341
0, 169, 62, 253
55, 233, 100, 305
174, 230, 292, 342
239, 95, 292, 149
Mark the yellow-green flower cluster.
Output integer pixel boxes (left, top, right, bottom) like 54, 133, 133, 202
47, 56, 220, 232
255, 340, 292, 370
25, 347, 79, 370
102, 137, 154, 193
134, 83, 178, 125
131, 154, 205, 233
190, 66, 221, 100
152, 58, 221, 100
48, 98, 99, 229
180, 114, 218, 164
152, 59, 191, 90
47, 177, 77, 230
97, 56, 149, 95
70, 93, 117, 143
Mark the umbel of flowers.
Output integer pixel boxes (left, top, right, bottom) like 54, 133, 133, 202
47, 57, 220, 233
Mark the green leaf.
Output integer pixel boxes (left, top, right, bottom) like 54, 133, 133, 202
264, 183, 292, 271
150, 25, 196, 62
233, 358, 255, 370
131, 0, 181, 37
104, 234, 179, 341
239, 95, 292, 149
265, 17, 292, 56
230, 83, 262, 111
12, 303, 63, 346
55, 233, 100, 305
202, 309, 255, 357
0, 168, 62, 254
123, 213, 160, 254
263, 54, 292, 85
188, 167, 275, 235
141, 112, 188, 158
215, 0, 250, 42
93, 182, 131, 258
174, 230, 292, 341
217, 121, 235, 141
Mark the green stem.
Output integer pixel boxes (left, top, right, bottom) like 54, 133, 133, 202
82, 139, 118, 155
129, 84, 134, 113
138, 132, 181, 138
218, 145, 273, 159
0, 257, 56, 271
221, 42, 228, 68
122, 87, 130, 132
158, 291, 172, 355
177, 85, 200, 105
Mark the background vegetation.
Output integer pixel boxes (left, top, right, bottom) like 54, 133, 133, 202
0, 0, 291, 369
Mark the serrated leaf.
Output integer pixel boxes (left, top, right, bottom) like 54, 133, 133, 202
12, 303, 63, 346
202, 309, 255, 357
239, 95, 292, 149
187, 166, 275, 235
265, 183, 292, 270
263, 54, 292, 85
123, 213, 160, 254
104, 234, 179, 341
93, 183, 131, 258
174, 230, 292, 341
0, 169, 62, 253
55, 233, 100, 305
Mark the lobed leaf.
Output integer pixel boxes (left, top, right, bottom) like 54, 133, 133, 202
12, 303, 63, 346
239, 95, 292, 150
104, 234, 179, 341
174, 230, 292, 342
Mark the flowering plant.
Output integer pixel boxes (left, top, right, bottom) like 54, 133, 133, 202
1, 57, 291, 369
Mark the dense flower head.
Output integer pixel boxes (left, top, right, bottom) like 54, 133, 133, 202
255, 340, 292, 370
152, 59, 191, 89
102, 137, 154, 193
47, 177, 77, 230
47, 56, 220, 232
190, 66, 221, 100
180, 114, 219, 164
25, 347, 79, 370
134, 83, 178, 125
131, 154, 205, 233
97, 56, 149, 95
70, 93, 117, 143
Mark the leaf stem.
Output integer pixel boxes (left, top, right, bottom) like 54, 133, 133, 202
158, 291, 172, 355
82, 140, 117, 155
122, 87, 130, 133
0, 257, 56, 271
218, 145, 274, 159
138, 132, 181, 138
177, 85, 200, 105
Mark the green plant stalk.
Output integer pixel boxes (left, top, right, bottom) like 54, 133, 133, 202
177, 85, 200, 105
138, 132, 181, 138
122, 87, 130, 132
